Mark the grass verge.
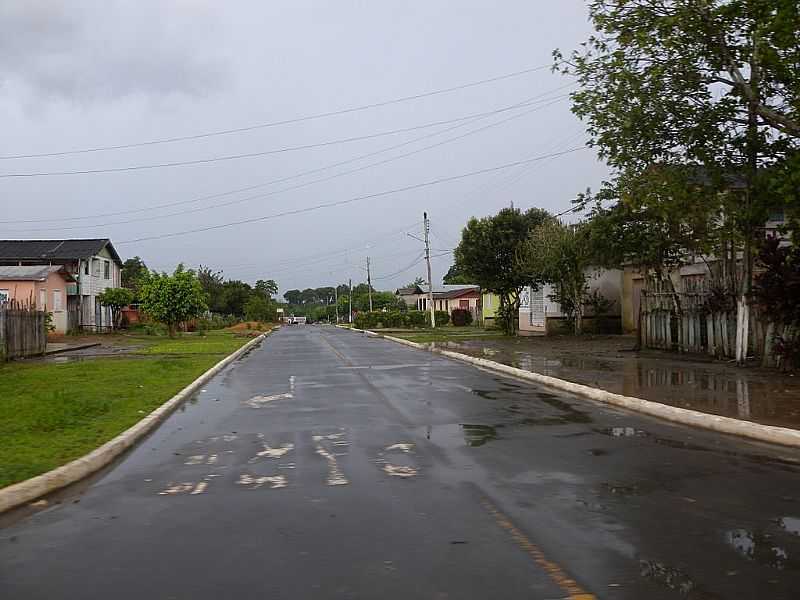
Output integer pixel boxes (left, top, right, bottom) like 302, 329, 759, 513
0, 329, 256, 489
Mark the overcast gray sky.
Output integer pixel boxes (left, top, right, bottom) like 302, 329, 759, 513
0, 0, 608, 297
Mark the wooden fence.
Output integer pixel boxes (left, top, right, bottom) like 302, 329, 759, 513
0, 304, 47, 361
640, 278, 762, 359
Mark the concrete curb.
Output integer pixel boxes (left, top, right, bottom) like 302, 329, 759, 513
0, 331, 271, 514
338, 325, 800, 449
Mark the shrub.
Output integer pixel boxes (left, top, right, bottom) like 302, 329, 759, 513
434, 310, 450, 326
451, 308, 473, 326
407, 311, 427, 328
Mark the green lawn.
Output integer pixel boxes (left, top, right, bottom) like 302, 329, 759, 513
0, 330, 256, 489
381, 326, 509, 344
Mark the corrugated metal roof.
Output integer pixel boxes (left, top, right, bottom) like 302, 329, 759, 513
0, 239, 122, 264
0, 265, 63, 281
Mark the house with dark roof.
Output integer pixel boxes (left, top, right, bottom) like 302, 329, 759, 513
0, 239, 123, 331
395, 283, 481, 316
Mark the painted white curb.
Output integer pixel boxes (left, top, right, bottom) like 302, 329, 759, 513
340, 326, 800, 449
0, 331, 271, 514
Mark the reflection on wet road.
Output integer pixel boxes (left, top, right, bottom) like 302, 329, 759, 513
2, 325, 800, 599
438, 338, 800, 429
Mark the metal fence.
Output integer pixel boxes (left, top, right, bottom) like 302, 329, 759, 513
0, 303, 47, 361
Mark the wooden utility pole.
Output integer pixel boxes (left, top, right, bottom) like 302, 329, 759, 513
423, 212, 436, 328
366, 257, 373, 312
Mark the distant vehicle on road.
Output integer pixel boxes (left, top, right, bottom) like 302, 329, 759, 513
285, 316, 307, 325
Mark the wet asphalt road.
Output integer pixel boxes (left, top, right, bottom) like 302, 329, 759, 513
3, 326, 800, 599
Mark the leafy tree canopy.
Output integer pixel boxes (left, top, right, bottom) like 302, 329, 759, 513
140, 267, 208, 336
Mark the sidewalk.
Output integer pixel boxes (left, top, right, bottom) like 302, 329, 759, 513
428, 335, 800, 431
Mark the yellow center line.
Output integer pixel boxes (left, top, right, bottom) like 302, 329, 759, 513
481, 498, 596, 600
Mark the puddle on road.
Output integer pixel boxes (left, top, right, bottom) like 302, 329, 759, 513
461, 424, 497, 447
724, 529, 796, 570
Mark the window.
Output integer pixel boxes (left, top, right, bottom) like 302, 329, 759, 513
0, 290, 8, 304
93, 259, 101, 277
84, 260, 89, 275
53, 289, 63, 311
39, 288, 47, 310
485, 295, 492, 308
104, 260, 110, 279
769, 208, 786, 223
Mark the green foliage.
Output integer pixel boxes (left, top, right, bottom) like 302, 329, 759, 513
140, 267, 208, 337
98, 287, 135, 329
352, 310, 446, 329
452, 207, 550, 334
121, 256, 149, 300
443, 263, 473, 285
244, 295, 277, 322
559, 0, 800, 289
44, 312, 55, 333
753, 236, 800, 324
254, 279, 278, 298
434, 310, 450, 327
197, 314, 238, 331
450, 308, 473, 326
406, 311, 427, 328
518, 220, 592, 334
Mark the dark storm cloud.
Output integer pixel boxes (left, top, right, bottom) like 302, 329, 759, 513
0, 1, 229, 102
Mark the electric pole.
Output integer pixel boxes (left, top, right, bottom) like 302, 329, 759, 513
423, 212, 436, 328
348, 278, 353, 324
334, 284, 339, 324
366, 256, 373, 312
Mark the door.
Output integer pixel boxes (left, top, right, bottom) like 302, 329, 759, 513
530, 287, 545, 327
459, 299, 469, 309
95, 298, 102, 328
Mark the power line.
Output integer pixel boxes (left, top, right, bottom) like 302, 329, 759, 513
373, 251, 426, 280
0, 86, 574, 227
0, 63, 554, 160
7, 94, 569, 233
0, 92, 570, 179
118, 146, 587, 245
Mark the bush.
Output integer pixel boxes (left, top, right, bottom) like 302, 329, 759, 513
407, 311, 427, 328
354, 311, 379, 329
434, 311, 450, 326
450, 308, 473, 326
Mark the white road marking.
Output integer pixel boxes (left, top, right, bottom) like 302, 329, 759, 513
236, 474, 287, 490
249, 443, 294, 462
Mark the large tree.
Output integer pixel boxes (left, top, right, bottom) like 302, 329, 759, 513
558, 0, 800, 362
452, 207, 550, 334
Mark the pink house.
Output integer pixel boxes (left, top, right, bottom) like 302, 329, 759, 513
0, 266, 76, 333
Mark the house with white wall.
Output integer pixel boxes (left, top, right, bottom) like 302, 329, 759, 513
519, 267, 622, 335
0, 239, 124, 331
